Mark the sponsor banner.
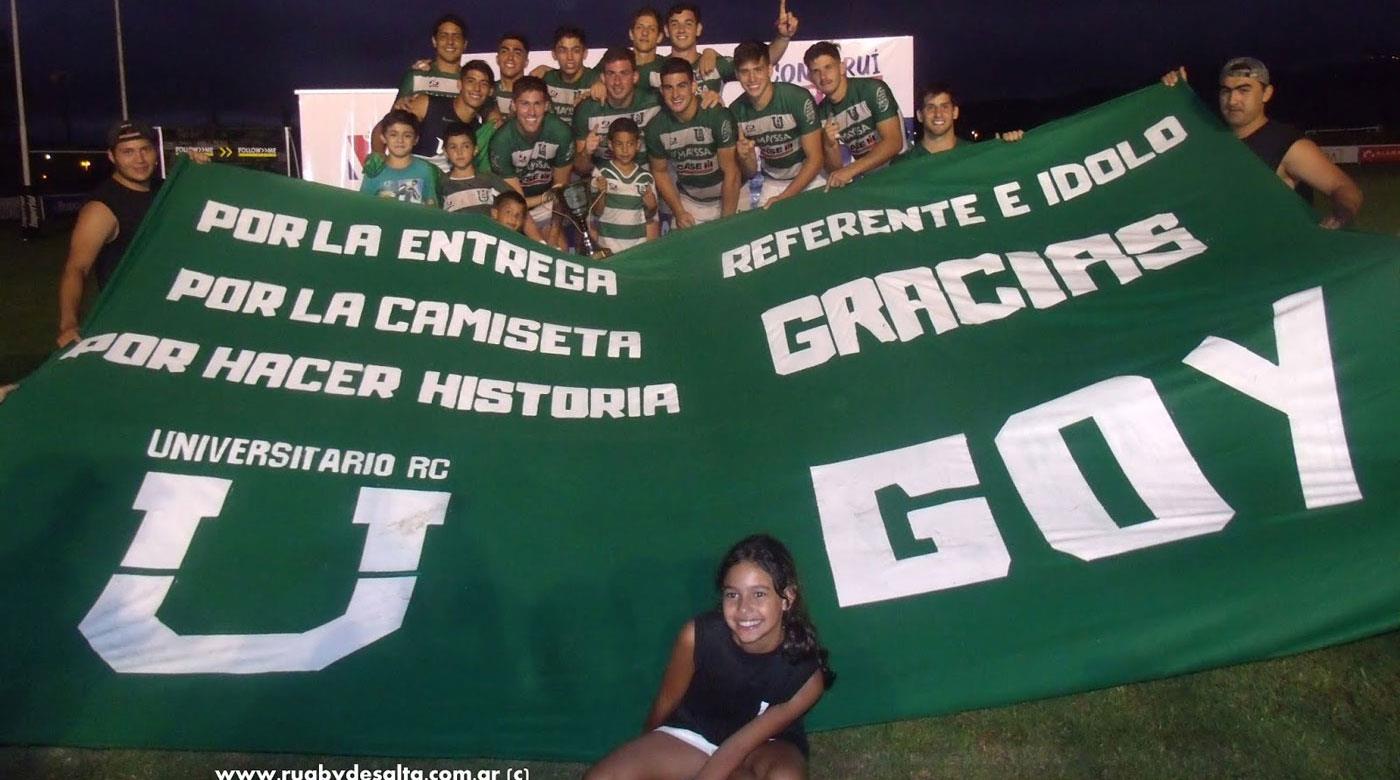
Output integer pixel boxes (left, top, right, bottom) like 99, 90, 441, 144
297, 37, 913, 190
1319, 144, 1400, 165
157, 126, 291, 176
2, 86, 1397, 759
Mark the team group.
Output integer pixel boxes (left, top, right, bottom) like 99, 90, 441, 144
360, 4, 936, 254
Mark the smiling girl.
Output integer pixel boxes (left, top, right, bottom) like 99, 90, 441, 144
587, 534, 834, 780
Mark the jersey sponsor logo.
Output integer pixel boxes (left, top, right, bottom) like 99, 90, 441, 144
847, 128, 879, 156
660, 127, 713, 149
413, 75, 458, 95
444, 187, 495, 211
835, 102, 874, 129
759, 139, 799, 159
510, 141, 561, 168
676, 158, 718, 177
742, 114, 797, 137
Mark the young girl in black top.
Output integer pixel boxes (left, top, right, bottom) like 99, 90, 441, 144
587, 534, 835, 780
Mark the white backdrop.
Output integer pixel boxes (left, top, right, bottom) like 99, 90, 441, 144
296, 36, 914, 190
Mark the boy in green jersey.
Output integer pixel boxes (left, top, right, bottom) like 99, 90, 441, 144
573, 48, 663, 176
804, 41, 906, 189
488, 76, 576, 248
395, 15, 467, 102
530, 26, 599, 125
360, 110, 440, 207
591, 118, 658, 253
729, 40, 824, 210
646, 57, 741, 227
441, 126, 551, 243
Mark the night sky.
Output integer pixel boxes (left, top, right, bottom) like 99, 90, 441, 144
5, 0, 1400, 147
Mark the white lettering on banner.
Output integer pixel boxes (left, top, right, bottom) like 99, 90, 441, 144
201, 347, 400, 398
995, 375, 1235, 561
763, 213, 1206, 375
374, 296, 640, 358
812, 288, 1358, 605
195, 200, 381, 257
78, 473, 449, 673
60, 332, 200, 373
146, 428, 451, 481
399, 229, 618, 296
417, 372, 680, 419
724, 116, 1189, 279
1182, 287, 1361, 508
810, 435, 1011, 607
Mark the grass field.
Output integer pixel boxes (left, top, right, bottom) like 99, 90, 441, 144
1, 166, 1398, 778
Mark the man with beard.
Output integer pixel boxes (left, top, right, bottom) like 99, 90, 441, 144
56, 121, 160, 348
573, 47, 662, 176
1162, 59, 1362, 228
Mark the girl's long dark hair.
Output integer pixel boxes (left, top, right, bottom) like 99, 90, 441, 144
716, 534, 836, 688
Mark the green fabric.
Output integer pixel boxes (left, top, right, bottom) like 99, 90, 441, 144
818, 77, 900, 159
487, 114, 575, 196
1, 86, 1397, 763
572, 92, 663, 167
542, 67, 599, 125
731, 82, 821, 180
645, 104, 737, 201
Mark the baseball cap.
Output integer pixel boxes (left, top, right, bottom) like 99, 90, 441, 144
1219, 57, 1270, 85
106, 119, 158, 149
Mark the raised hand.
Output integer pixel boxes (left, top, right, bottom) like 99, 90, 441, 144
736, 128, 756, 160
776, 0, 799, 38
1161, 66, 1187, 87
822, 119, 841, 148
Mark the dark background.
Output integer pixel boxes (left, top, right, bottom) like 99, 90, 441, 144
2, 0, 1398, 190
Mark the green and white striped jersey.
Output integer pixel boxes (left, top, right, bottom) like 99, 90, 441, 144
730, 82, 820, 180
595, 161, 654, 246
645, 105, 737, 202
542, 67, 600, 125
572, 92, 663, 167
817, 77, 902, 159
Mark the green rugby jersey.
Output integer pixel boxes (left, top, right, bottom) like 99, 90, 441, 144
488, 114, 577, 196
817, 77, 902, 159
441, 170, 511, 216
645, 104, 737, 202
636, 57, 664, 94
542, 67, 600, 125
572, 91, 663, 167
397, 66, 460, 99
595, 160, 654, 244
730, 82, 820, 180
495, 79, 514, 116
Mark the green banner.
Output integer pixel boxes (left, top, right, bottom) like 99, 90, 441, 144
1, 85, 1397, 760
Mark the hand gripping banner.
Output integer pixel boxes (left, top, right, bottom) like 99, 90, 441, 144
1, 85, 1396, 759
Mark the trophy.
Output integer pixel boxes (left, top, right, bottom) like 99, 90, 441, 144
553, 180, 612, 260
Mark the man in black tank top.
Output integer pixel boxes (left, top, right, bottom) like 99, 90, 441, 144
371, 60, 500, 173
1162, 57, 1362, 228
56, 120, 162, 348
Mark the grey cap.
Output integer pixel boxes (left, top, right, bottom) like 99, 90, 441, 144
106, 119, 157, 149
1219, 56, 1270, 85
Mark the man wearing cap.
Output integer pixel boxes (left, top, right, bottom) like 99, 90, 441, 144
1163, 58, 1362, 228
56, 120, 162, 348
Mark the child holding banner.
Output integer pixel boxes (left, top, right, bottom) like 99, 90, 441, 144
587, 534, 833, 780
